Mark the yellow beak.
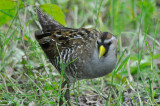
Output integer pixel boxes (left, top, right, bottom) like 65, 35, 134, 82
99, 45, 106, 59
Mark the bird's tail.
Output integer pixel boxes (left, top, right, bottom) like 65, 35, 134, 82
36, 7, 64, 33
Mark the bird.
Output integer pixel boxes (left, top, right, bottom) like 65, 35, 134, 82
35, 7, 118, 105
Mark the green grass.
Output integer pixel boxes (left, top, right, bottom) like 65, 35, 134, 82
0, 0, 160, 105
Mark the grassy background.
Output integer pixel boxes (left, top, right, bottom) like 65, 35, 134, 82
0, 0, 160, 105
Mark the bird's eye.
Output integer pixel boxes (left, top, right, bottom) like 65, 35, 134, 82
97, 41, 99, 44
108, 42, 112, 46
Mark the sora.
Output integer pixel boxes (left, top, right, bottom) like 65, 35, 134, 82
35, 7, 117, 105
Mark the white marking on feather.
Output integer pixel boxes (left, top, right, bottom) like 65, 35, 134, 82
66, 48, 71, 62
104, 36, 116, 44
51, 39, 55, 42
73, 64, 78, 70
56, 34, 62, 37
60, 50, 64, 61
97, 38, 101, 43
64, 49, 68, 62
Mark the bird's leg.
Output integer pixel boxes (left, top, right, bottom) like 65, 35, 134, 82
65, 81, 71, 106
59, 80, 67, 106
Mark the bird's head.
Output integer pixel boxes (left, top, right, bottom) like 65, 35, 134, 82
97, 32, 117, 59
